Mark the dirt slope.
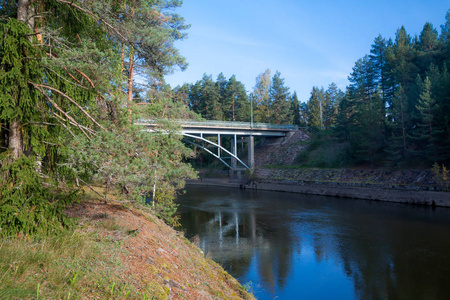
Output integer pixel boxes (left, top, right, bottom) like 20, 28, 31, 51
65, 201, 254, 300
254, 129, 310, 166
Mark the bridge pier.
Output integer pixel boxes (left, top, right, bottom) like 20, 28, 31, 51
231, 135, 237, 167
248, 135, 254, 170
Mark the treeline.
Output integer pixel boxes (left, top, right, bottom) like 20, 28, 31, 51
174, 70, 302, 125
285, 11, 450, 167
330, 13, 450, 167
176, 10, 450, 168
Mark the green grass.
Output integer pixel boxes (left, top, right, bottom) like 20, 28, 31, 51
295, 135, 350, 168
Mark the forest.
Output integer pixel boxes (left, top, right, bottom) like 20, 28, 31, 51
177, 10, 450, 168
0, 1, 449, 235
0, 0, 196, 234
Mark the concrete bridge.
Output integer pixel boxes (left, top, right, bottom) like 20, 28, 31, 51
135, 119, 298, 171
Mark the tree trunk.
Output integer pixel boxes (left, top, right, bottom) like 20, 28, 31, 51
18, 0, 35, 29
119, 43, 125, 98
400, 95, 407, 168
10, 0, 35, 159
127, 48, 134, 123
9, 119, 23, 159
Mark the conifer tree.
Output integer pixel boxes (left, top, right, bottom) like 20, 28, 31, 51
0, 0, 194, 232
307, 87, 322, 128
414, 76, 439, 162
385, 85, 409, 168
270, 71, 292, 124
290, 92, 301, 126
224, 75, 249, 121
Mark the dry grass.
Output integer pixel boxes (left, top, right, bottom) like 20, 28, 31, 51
0, 186, 255, 299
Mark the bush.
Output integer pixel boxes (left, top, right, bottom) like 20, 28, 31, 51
0, 153, 74, 236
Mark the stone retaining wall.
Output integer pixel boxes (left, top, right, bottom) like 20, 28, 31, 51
186, 178, 450, 208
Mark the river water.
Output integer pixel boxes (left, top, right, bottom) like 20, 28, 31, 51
176, 185, 450, 300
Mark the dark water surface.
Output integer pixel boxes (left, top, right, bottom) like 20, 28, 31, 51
176, 186, 450, 300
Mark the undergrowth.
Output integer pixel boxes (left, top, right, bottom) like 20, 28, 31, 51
0, 217, 160, 299
0, 154, 75, 236
294, 132, 350, 168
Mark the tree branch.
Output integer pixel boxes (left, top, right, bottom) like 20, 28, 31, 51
34, 83, 105, 130
52, 113, 97, 135
30, 82, 92, 140
51, 113, 76, 138
54, 0, 130, 44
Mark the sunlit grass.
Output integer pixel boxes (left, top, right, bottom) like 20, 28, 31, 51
0, 228, 137, 299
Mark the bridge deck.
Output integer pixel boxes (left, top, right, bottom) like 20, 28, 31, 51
135, 119, 297, 137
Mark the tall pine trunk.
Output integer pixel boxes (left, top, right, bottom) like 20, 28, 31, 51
127, 49, 134, 123
10, 0, 35, 158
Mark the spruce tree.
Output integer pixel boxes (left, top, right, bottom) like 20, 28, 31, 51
307, 87, 322, 128
414, 76, 439, 162
270, 71, 292, 124
290, 92, 301, 126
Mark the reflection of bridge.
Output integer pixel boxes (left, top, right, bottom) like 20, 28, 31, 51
135, 119, 298, 170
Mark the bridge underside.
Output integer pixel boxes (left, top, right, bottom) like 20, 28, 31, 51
137, 119, 297, 170
182, 132, 254, 169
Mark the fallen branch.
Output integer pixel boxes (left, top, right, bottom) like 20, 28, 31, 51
31, 82, 92, 140
33, 83, 105, 131
77, 177, 105, 200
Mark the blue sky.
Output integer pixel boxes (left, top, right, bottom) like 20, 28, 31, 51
165, 1, 449, 102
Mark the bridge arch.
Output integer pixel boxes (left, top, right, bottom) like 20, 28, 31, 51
136, 119, 298, 170
182, 133, 250, 169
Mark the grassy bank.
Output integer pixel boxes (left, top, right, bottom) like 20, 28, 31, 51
0, 188, 254, 300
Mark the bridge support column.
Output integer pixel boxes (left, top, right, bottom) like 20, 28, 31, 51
248, 135, 254, 171
231, 134, 237, 167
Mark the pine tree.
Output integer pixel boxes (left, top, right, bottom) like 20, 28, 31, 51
0, 0, 195, 233
385, 85, 409, 168
270, 71, 292, 124
307, 87, 322, 128
414, 76, 439, 162
290, 92, 301, 126
199, 74, 222, 120
224, 75, 249, 121
415, 22, 442, 76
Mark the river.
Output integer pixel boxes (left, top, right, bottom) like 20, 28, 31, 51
176, 185, 450, 300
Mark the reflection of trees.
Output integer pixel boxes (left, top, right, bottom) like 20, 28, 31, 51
177, 187, 300, 293
178, 186, 450, 299
319, 201, 450, 300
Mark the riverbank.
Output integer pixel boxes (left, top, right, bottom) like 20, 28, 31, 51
188, 167, 450, 207
0, 187, 254, 300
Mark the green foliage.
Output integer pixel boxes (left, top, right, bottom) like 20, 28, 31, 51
0, 18, 47, 156
252, 69, 272, 123
270, 71, 293, 124
295, 131, 350, 168
152, 186, 180, 227
0, 153, 74, 236
66, 123, 195, 203
186, 73, 251, 122
1, 0, 195, 233
432, 163, 449, 190
329, 10, 450, 168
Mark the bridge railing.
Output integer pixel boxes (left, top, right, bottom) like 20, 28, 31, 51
135, 119, 298, 131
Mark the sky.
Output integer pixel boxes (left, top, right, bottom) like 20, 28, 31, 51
164, 0, 450, 102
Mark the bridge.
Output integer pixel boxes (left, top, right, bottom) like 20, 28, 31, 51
135, 119, 298, 171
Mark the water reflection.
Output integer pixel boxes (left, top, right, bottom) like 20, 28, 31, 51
177, 186, 450, 300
